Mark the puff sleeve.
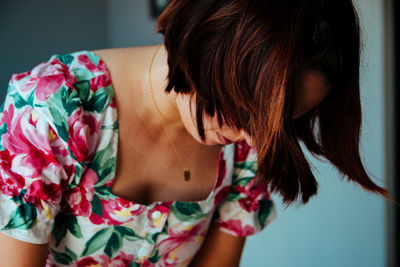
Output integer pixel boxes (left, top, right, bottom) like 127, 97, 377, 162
0, 69, 73, 244
214, 141, 277, 237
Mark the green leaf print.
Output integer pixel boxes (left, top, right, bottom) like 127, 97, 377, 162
95, 186, 116, 199
84, 87, 111, 113
161, 220, 169, 235
89, 142, 115, 186
47, 102, 69, 143
75, 80, 90, 102
115, 225, 141, 241
145, 233, 155, 245
90, 194, 103, 217
2, 203, 37, 230
226, 191, 243, 202
81, 227, 114, 257
148, 248, 162, 264
11, 91, 29, 109
61, 89, 80, 117
74, 68, 96, 81
234, 160, 257, 174
26, 89, 35, 106
104, 232, 123, 259
232, 176, 253, 187
65, 246, 78, 261
101, 120, 118, 131
53, 212, 83, 246
87, 51, 101, 66
11, 189, 26, 204
57, 54, 74, 65
66, 215, 83, 238
258, 199, 273, 228
130, 263, 141, 267
52, 214, 67, 247
0, 122, 8, 136
50, 248, 74, 265
171, 202, 207, 222
67, 163, 83, 189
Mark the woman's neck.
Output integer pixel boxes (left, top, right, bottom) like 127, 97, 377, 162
131, 45, 193, 142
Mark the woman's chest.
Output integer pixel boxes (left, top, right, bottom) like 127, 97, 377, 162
110, 133, 222, 205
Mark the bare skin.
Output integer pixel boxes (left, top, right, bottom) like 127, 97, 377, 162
0, 45, 330, 266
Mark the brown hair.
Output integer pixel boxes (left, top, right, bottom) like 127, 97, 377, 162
157, 0, 390, 205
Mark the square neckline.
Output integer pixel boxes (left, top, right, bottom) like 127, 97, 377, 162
89, 50, 228, 208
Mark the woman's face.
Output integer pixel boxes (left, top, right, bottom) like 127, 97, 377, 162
175, 93, 254, 147
176, 72, 330, 147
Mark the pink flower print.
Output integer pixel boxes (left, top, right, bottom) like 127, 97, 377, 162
218, 219, 254, 237
89, 73, 112, 93
63, 168, 98, 217
109, 251, 135, 267
234, 179, 265, 212
78, 54, 109, 75
234, 140, 252, 162
147, 203, 171, 228
1, 106, 60, 180
48, 57, 77, 88
157, 220, 208, 265
11, 71, 31, 82
238, 191, 262, 212
67, 109, 100, 162
110, 96, 117, 108
214, 186, 230, 205
0, 150, 25, 197
214, 151, 226, 189
76, 256, 101, 267
89, 197, 145, 225
21, 61, 76, 101
23, 180, 62, 209
76, 251, 134, 267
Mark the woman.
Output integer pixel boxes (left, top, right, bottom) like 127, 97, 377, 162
0, 0, 389, 266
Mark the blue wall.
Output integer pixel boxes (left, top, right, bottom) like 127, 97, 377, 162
0, 0, 107, 95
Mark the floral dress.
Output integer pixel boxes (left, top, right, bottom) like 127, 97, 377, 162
0, 51, 276, 266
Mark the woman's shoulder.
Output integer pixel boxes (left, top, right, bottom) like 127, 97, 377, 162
2, 50, 117, 160
9, 50, 113, 106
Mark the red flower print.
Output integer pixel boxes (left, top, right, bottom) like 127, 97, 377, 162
89, 74, 112, 93
147, 203, 172, 228
0, 150, 25, 197
11, 71, 31, 82
76, 250, 134, 267
234, 140, 252, 162
76, 256, 101, 267
67, 109, 100, 162
214, 150, 226, 189
63, 168, 98, 217
157, 220, 208, 265
1, 105, 63, 181
110, 251, 135, 267
214, 186, 230, 205
20, 59, 76, 101
235, 179, 265, 212
218, 219, 254, 237
23, 180, 62, 209
89, 196, 145, 225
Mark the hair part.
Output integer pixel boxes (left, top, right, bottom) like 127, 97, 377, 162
157, 0, 390, 205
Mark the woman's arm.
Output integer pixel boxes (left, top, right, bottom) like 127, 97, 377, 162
0, 232, 49, 267
189, 221, 246, 267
